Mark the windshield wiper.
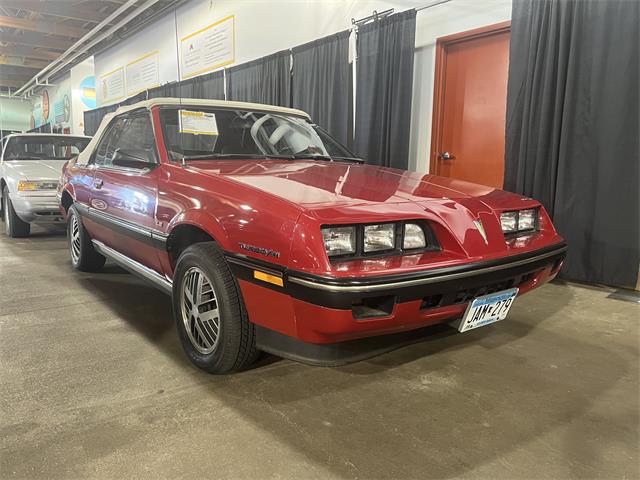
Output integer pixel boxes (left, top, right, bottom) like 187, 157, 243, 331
291, 154, 364, 163
182, 153, 294, 160
291, 154, 332, 161
330, 156, 364, 163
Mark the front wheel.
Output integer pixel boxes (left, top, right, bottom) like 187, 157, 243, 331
2, 186, 30, 238
67, 205, 105, 272
172, 242, 258, 373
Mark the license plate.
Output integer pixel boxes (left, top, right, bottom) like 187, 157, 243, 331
457, 288, 518, 332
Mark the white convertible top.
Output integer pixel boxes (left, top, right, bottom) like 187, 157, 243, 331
3, 133, 91, 139
76, 97, 312, 166
113, 97, 311, 120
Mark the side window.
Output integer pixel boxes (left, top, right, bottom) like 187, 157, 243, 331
94, 118, 126, 167
115, 114, 156, 164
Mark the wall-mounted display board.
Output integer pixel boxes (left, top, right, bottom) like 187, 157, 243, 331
100, 66, 125, 103
180, 15, 235, 79
126, 51, 160, 96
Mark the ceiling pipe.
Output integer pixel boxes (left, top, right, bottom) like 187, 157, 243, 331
13, 0, 143, 96
41, 0, 167, 84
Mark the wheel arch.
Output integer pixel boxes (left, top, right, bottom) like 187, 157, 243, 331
60, 190, 75, 213
165, 210, 231, 268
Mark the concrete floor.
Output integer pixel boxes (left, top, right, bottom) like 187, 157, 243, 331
1, 226, 638, 480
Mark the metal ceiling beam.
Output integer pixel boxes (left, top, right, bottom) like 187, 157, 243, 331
0, 64, 41, 75
0, 0, 116, 24
16, 0, 157, 95
0, 15, 89, 39
0, 32, 70, 50
0, 56, 49, 69
0, 46, 59, 61
0, 79, 26, 88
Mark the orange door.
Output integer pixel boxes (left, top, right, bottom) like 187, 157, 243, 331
431, 23, 510, 188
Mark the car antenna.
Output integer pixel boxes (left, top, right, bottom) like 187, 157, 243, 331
172, 6, 186, 168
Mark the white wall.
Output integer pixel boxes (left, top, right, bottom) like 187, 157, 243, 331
70, 57, 96, 135
0, 97, 32, 132
94, 0, 511, 171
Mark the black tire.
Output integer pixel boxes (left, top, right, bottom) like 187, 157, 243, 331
3, 186, 30, 238
67, 205, 105, 272
172, 242, 258, 373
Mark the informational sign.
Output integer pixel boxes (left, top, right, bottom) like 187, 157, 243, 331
126, 50, 160, 96
180, 15, 235, 79
100, 66, 125, 103
179, 110, 218, 135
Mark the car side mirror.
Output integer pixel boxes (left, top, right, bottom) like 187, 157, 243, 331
112, 148, 155, 169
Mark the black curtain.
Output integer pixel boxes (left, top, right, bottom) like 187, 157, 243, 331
354, 9, 416, 169
84, 104, 117, 136
196, 70, 225, 99
227, 50, 291, 107
292, 30, 351, 146
505, 0, 639, 287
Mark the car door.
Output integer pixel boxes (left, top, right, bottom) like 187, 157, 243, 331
89, 110, 163, 272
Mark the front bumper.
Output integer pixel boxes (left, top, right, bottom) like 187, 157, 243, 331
229, 241, 567, 365
9, 192, 64, 224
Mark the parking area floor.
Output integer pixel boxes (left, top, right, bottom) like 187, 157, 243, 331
1, 226, 638, 479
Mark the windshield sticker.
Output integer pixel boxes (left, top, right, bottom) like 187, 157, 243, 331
178, 110, 218, 135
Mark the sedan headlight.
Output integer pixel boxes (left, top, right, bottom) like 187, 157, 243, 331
364, 224, 395, 252
403, 223, 426, 249
322, 226, 356, 257
500, 208, 539, 234
17, 180, 58, 192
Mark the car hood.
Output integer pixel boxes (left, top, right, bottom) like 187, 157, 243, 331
2, 159, 67, 180
188, 159, 507, 208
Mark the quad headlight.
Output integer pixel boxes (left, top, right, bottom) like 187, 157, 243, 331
17, 180, 58, 192
364, 224, 395, 252
321, 226, 356, 257
500, 208, 538, 234
322, 222, 433, 258
403, 223, 427, 249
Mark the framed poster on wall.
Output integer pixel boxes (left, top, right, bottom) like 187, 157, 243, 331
126, 50, 160, 96
180, 15, 235, 79
100, 66, 125, 104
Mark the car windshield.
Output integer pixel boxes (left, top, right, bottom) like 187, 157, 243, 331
3, 136, 90, 160
159, 107, 359, 162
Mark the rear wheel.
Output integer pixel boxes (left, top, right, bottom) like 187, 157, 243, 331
67, 205, 105, 271
172, 242, 258, 373
2, 186, 30, 238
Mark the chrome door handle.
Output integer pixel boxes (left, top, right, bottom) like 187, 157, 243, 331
94, 179, 103, 189
439, 152, 456, 160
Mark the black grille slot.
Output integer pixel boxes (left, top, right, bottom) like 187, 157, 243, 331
420, 271, 540, 311
352, 296, 395, 319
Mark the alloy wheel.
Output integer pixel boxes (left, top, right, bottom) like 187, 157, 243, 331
70, 214, 81, 264
180, 266, 221, 354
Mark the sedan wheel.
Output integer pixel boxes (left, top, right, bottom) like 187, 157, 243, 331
2, 187, 30, 237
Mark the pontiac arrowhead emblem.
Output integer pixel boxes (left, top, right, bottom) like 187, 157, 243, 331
474, 220, 489, 245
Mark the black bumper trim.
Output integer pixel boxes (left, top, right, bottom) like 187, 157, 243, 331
225, 242, 567, 310
288, 242, 567, 292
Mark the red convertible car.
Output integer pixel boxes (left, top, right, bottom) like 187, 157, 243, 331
59, 98, 566, 373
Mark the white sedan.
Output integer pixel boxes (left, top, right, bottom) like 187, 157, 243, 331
0, 133, 91, 237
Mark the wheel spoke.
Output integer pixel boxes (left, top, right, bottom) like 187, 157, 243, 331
199, 308, 219, 325
180, 267, 221, 354
193, 319, 213, 348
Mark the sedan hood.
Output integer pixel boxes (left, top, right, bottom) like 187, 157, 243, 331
3, 160, 67, 180
188, 159, 502, 208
